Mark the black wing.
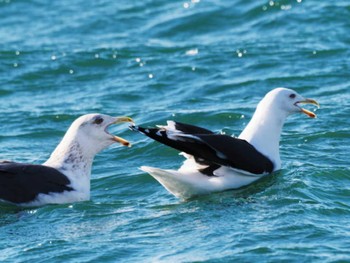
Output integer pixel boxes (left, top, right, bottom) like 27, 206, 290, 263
131, 121, 274, 175
169, 121, 214, 135
0, 162, 73, 204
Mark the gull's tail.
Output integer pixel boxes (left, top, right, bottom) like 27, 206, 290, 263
140, 166, 210, 199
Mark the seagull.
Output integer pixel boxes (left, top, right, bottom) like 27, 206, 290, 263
131, 88, 319, 199
0, 113, 133, 206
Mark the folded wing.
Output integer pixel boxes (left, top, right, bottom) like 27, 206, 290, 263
0, 162, 73, 204
131, 121, 274, 175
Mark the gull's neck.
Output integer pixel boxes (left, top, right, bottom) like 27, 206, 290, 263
239, 100, 289, 170
43, 129, 96, 180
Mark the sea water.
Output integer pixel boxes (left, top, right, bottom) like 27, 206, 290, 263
0, 0, 349, 262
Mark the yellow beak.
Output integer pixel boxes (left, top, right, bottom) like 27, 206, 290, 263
297, 99, 320, 118
111, 116, 134, 147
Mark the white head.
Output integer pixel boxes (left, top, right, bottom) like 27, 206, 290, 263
45, 113, 134, 170
257, 87, 319, 119
66, 113, 134, 155
239, 88, 319, 170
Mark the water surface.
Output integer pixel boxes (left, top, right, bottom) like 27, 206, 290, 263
1, 0, 349, 262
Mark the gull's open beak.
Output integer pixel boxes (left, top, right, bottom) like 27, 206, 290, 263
295, 99, 320, 118
111, 117, 134, 147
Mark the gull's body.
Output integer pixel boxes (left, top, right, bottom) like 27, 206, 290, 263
132, 88, 319, 199
0, 114, 132, 206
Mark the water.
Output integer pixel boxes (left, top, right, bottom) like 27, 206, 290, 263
1, 0, 349, 261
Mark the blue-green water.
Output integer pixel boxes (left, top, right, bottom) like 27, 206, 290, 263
1, 0, 350, 261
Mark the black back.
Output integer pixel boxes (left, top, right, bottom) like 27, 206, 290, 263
0, 162, 73, 204
171, 121, 214, 135
131, 122, 274, 175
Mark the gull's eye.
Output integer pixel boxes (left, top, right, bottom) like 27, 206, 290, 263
289, 93, 296, 99
93, 117, 104, 125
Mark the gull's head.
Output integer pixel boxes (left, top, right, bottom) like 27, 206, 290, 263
68, 113, 134, 153
261, 88, 319, 118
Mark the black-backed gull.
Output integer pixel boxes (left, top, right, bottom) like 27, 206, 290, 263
0, 114, 133, 206
131, 88, 319, 199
